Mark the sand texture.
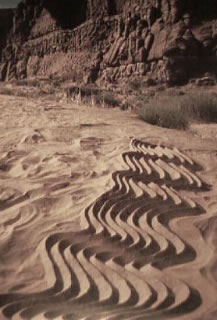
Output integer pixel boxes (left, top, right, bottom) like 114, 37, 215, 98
0, 94, 217, 320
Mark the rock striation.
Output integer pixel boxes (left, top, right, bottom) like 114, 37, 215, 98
0, 0, 217, 85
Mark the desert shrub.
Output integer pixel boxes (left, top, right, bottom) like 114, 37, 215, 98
12, 79, 40, 87
60, 69, 83, 83
139, 92, 217, 130
67, 85, 100, 99
180, 93, 217, 122
66, 85, 120, 108
0, 87, 31, 97
128, 79, 142, 91
101, 92, 120, 108
90, 91, 120, 108
0, 87, 14, 96
134, 91, 156, 108
139, 97, 189, 130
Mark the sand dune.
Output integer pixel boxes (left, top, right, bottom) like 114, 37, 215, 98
0, 94, 217, 319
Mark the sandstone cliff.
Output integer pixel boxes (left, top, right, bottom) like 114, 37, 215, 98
0, 0, 217, 85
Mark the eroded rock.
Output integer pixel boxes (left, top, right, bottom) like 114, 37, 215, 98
0, 0, 217, 86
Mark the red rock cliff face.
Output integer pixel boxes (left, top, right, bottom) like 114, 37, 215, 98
0, 0, 217, 85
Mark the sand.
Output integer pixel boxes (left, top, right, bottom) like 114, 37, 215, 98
0, 92, 217, 320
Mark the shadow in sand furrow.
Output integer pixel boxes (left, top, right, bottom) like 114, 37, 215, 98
166, 287, 202, 315
0, 193, 30, 211
82, 189, 199, 267
0, 139, 210, 319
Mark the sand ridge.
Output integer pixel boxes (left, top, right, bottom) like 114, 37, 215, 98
0, 94, 217, 319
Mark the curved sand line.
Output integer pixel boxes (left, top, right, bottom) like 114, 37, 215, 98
0, 139, 212, 319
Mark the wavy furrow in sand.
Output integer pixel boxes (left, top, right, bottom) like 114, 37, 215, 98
0, 139, 210, 319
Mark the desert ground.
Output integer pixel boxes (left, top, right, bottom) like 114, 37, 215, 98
0, 84, 217, 320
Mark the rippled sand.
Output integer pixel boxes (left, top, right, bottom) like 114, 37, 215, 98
0, 93, 217, 320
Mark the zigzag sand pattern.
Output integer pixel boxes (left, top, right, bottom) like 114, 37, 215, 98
0, 139, 211, 320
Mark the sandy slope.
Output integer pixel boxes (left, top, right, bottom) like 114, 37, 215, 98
0, 93, 217, 320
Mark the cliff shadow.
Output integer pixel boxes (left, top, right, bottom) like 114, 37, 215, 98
44, 0, 87, 29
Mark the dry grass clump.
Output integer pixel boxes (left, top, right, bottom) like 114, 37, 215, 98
95, 92, 120, 108
67, 85, 121, 108
181, 93, 217, 122
12, 79, 41, 87
138, 91, 217, 130
128, 79, 142, 92
0, 80, 58, 99
0, 87, 15, 96
0, 75, 71, 100
138, 97, 189, 130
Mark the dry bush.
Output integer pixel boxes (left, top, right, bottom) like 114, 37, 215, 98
95, 92, 120, 108
0, 87, 15, 96
0, 80, 57, 99
138, 91, 217, 130
128, 79, 142, 91
139, 97, 189, 130
12, 79, 41, 87
67, 85, 121, 108
181, 92, 217, 122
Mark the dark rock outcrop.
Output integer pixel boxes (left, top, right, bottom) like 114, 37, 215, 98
0, 9, 14, 56
0, 0, 217, 85
0, 8, 14, 81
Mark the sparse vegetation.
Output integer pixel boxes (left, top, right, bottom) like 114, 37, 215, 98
0, 87, 15, 96
128, 79, 142, 92
12, 79, 41, 87
96, 92, 120, 108
1, 78, 217, 129
181, 93, 217, 122
66, 85, 121, 108
138, 91, 217, 130
0, 80, 57, 99
138, 97, 189, 130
